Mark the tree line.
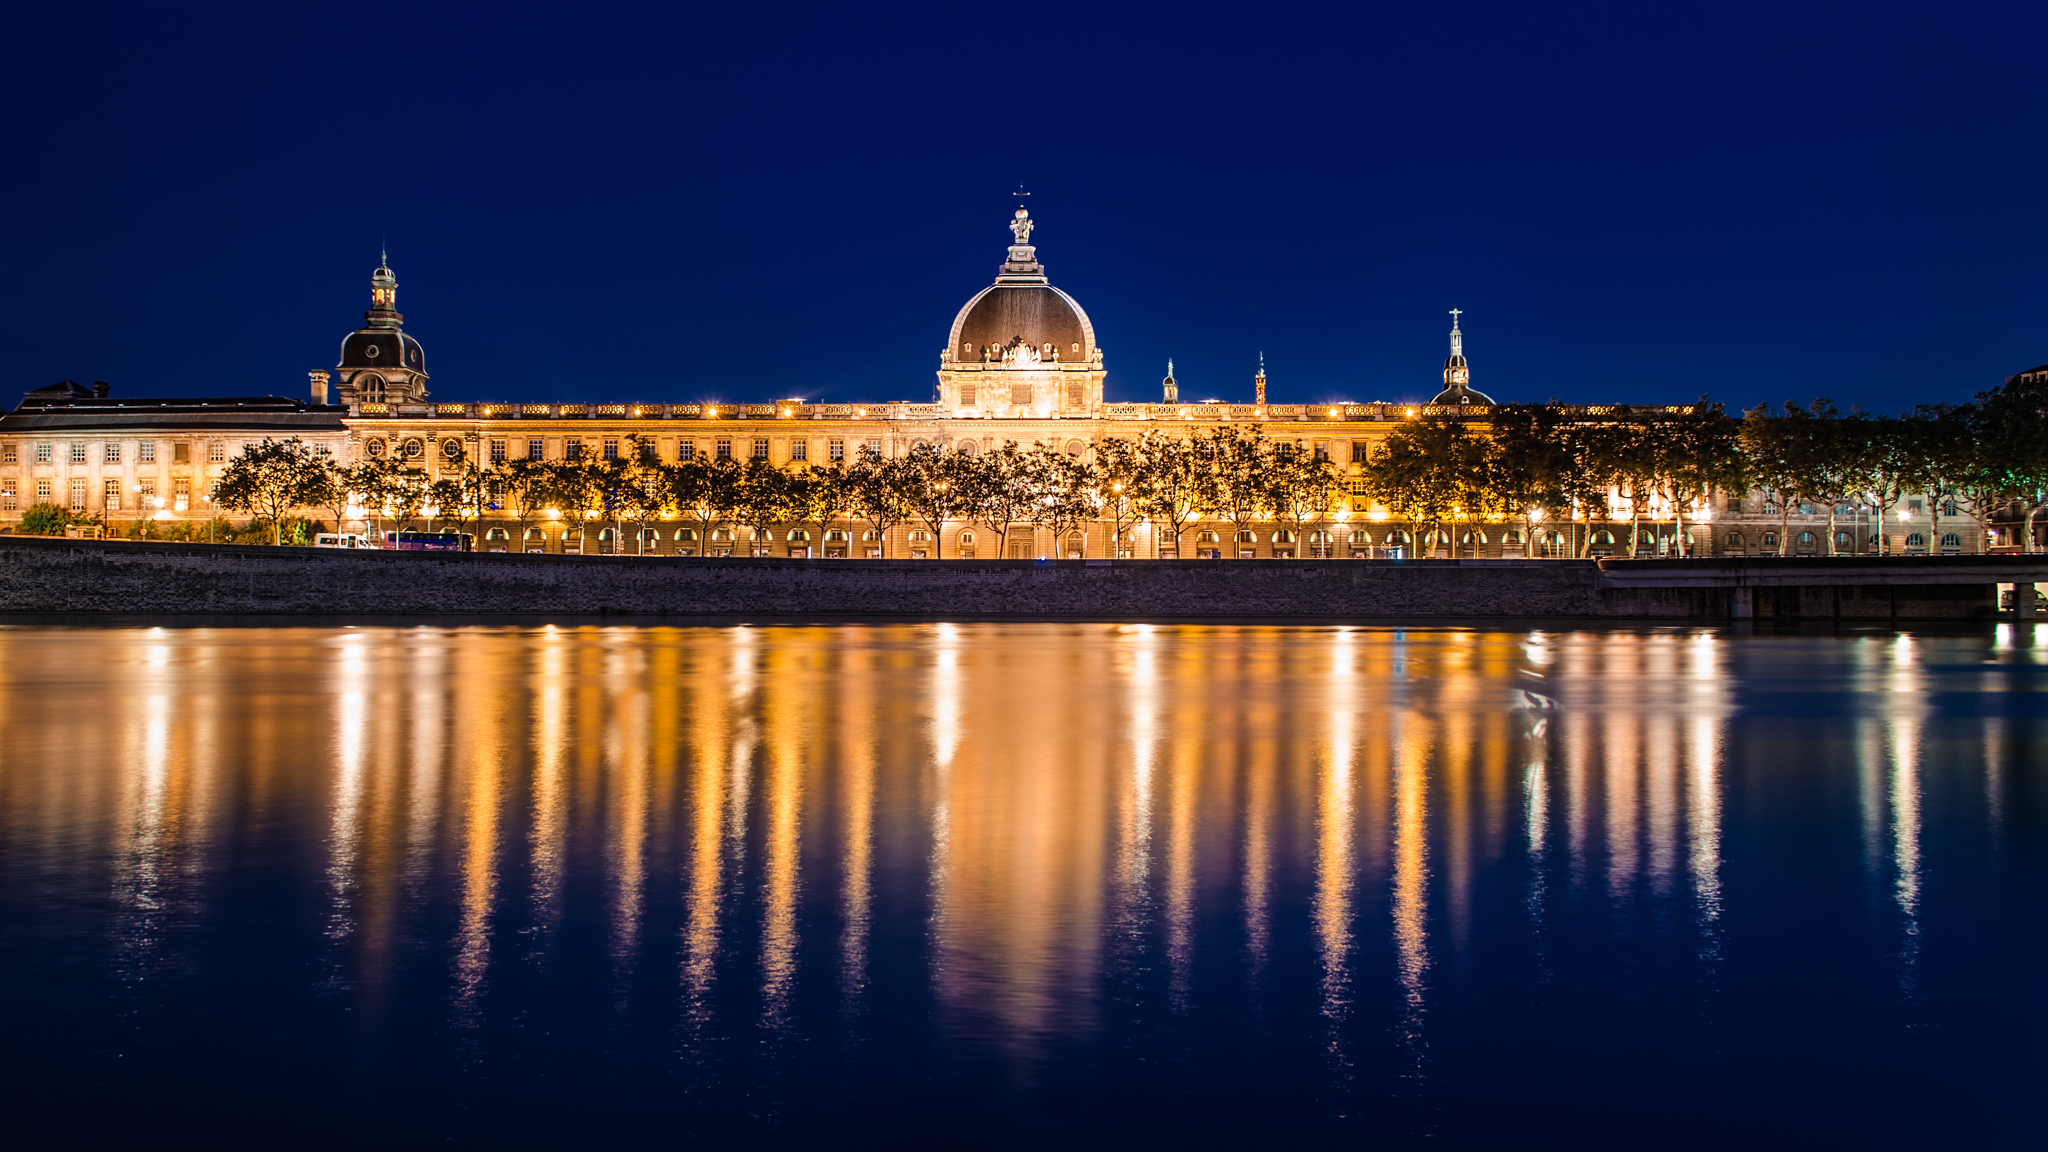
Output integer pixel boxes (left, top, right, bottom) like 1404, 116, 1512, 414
197, 372, 2048, 556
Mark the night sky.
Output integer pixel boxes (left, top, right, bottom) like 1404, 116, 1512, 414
7, 2, 2043, 413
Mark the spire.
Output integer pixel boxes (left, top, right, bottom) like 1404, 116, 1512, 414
366, 253, 402, 330
1163, 358, 1178, 403
1448, 308, 1464, 360
1441, 308, 1478, 396
1254, 352, 1268, 407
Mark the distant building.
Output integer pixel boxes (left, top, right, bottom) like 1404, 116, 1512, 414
0, 210, 1994, 559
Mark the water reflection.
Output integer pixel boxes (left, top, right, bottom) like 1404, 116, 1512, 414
3, 622, 2037, 1144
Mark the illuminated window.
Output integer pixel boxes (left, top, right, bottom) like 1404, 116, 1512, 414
715, 439, 732, 460
565, 439, 582, 461
139, 479, 155, 501
528, 439, 544, 460
69, 478, 86, 511
104, 443, 121, 464
69, 443, 86, 464
961, 384, 977, 406
828, 439, 845, 462
490, 440, 506, 464
35, 479, 51, 503
173, 478, 190, 511
752, 439, 768, 460
0, 485, 13, 511
103, 480, 121, 511
864, 438, 881, 459
0, 443, 13, 463
678, 441, 695, 461
602, 439, 619, 461
208, 442, 225, 463
34, 443, 51, 463
790, 440, 807, 462
138, 442, 155, 463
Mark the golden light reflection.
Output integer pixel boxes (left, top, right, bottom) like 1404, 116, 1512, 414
1314, 630, 1357, 1024
1391, 713, 1432, 1080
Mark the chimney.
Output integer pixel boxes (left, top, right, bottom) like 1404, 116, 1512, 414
92, 381, 110, 398
309, 370, 330, 405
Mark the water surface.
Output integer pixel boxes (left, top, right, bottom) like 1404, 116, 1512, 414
2, 623, 2042, 1147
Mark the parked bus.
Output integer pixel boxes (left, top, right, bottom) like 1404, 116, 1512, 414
314, 533, 370, 549
383, 530, 475, 552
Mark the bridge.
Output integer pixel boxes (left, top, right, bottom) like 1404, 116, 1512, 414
1594, 555, 2048, 619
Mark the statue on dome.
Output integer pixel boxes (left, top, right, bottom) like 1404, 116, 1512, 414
1010, 208, 1035, 246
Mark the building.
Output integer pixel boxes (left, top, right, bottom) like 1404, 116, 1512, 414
0, 209, 1993, 559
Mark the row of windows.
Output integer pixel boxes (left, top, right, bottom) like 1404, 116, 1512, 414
0, 441, 212, 465
0, 477, 189, 512
472, 437, 867, 465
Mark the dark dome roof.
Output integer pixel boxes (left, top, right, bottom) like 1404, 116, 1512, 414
949, 284, 1096, 361
339, 330, 425, 372
1431, 381, 1494, 405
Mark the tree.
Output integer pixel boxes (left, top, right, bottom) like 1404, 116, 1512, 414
897, 442, 966, 559
1658, 400, 1743, 557
1133, 431, 1212, 558
732, 458, 792, 555
17, 503, 71, 536
669, 456, 740, 556
1025, 444, 1095, 557
1487, 404, 1580, 556
1269, 444, 1340, 554
956, 442, 1032, 558
1208, 426, 1276, 558
1090, 435, 1145, 558
498, 457, 555, 549
848, 448, 909, 557
1360, 418, 1481, 557
1906, 403, 1978, 552
1974, 373, 2048, 552
786, 462, 851, 556
212, 437, 329, 545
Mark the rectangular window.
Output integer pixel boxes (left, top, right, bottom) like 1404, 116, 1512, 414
1351, 442, 1370, 464
790, 440, 807, 462
104, 443, 121, 465
828, 439, 845, 462
103, 479, 121, 511
864, 438, 882, 459
172, 443, 190, 463
35, 479, 52, 504
489, 440, 506, 464
69, 478, 86, 511
565, 439, 583, 461
1067, 383, 1084, 408
0, 443, 13, 463
751, 439, 768, 460
1011, 383, 1032, 407
527, 438, 544, 460
138, 442, 155, 463
35, 443, 52, 463
715, 439, 732, 460
208, 442, 225, 463
960, 384, 976, 406
602, 438, 619, 461
1726, 495, 1743, 513
70, 443, 87, 464
0, 485, 13, 511
640, 440, 659, 463
138, 478, 156, 502
173, 478, 190, 511
678, 441, 696, 462
1313, 441, 1330, 462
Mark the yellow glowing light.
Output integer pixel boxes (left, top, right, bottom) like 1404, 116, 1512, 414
1405, 407, 1417, 418
707, 407, 718, 417
546, 508, 560, 520
1528, 507, 1544, 523
1327, 407, 1338, 417
1368, 509, 1389, 522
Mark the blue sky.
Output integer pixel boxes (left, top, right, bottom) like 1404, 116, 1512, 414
6, 1, 2044, 413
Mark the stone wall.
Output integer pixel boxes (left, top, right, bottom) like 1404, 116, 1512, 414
0, 538, 2001, 619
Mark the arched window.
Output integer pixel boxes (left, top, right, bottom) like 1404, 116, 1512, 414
523, 527, 546, 540
1065, 439, 1085, 456
640, 528, 661, 541
712, 528, 733, 542
1798, 531, 1816, 547
957, 440, 978, 456
958, 530, 976, 546
1237, 530, 1257, 543
1941, 532, 1961, 552
359, 374, 386, 402
1591, 530, 1616, 545
1273, 530, 1297, 544
1460, 529, 1488, 545
1386, 530, 1412, 545
676, 529, 699, 541
787, 529, 811, 541
1763, 532, 1779, 548
1197, 530, 1220, 543
1906, 533, 1925, 548
1726, 532, 1744, 547
1350, 530, 1370, 545
1499, 529, 1522, 545
1943, 499, 1959, 516
1835, 531, 1854, 549
861, 529, 879, 541
908, 529, 930, 542
824, 529, 846, 542
485, 527, 510, 541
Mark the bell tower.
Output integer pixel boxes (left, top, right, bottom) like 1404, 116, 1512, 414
329, 251, 429, 409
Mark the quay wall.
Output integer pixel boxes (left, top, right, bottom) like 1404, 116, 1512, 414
0, 538, 2002, 620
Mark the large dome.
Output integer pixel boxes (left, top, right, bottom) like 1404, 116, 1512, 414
945, 206, 1098, 364
948, 284, 1096, 364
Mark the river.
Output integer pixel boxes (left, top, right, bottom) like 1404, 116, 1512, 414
0, 623, 2040, 1147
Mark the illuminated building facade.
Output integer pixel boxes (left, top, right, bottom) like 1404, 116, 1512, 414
0, 210, 1992, 559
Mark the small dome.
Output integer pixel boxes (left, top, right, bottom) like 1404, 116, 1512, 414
950, 285, 1095, 363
